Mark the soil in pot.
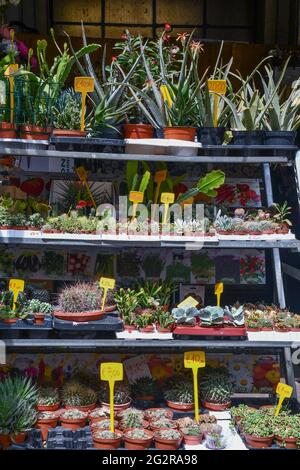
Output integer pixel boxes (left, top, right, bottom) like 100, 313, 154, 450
183, 432, 204, 446
0, 122, 17, 139
154, 429, 182, 450
264, 131, 296, 146
197, 127, 225, 146
93, 430, 123, 450
9, 432, 27, 444
20, 124, 52, 141
52, 129, 87, 138
123, 124, 155, 139
124, 428, 153, 450
0, 434, 10, 449
201, 400, 231, 411
166, 401, 194, 411
244, 433, 273, 449
163, 127, 196, 142
232, 130, 264, 146
275, 435, 298, 449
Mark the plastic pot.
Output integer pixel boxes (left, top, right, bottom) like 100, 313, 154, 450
232, 130, 264, 145
166, 400, 194, 411
0, 122, 17, 139
20, 124, 52, 141
124, 428, 153, 450
197, 127, 225, 145
37, 403, 60, 412
9, 432, 27, 444
34, 313, 45, 325
244, 433, 273, 449
163, 127, 196, 141
154, 429, 182, 450
60, 416, 87, 430
36, 418, 58, 441
264, 131, 296, 146
123, 124, 155, 139
183, 432, 204, 446
275, 435, 298, 449
0, 434, 10, 450
65, 403, 97, 413
93, 429, 123, 449
52, 129, 87, 138
201, 400, 231, 411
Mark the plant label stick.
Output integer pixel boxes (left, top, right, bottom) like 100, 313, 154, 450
5, 64, 19, 123
178, 296, 199, 309
129, 191, 144, 220
100, 362, 123, 432
74, 77, 95, 132
275, 382, 293, 417
9, 278, 25, 311
214, 282, 224, 307
184, 351, 206, 422
154, 170, 167, 205
75, 166, 96, 208
99, 277, 116, 311
207, 80, 227, 128
161, 192, 175, 224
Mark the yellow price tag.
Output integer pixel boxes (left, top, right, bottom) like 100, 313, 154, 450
275, 382, 293, 417
207, 80, 227, 129
5, 64, 19, 124
76, 166, 88, 182
161, 193, 175, 205
100, 277, 116, 311
184, 351, 206, 422
178, 296, 199, 309
74, 77, 95, 132
214, 282, 224, 307
100, 362, 123, 432
4, 64, 19, 76
9, 278, 25, 310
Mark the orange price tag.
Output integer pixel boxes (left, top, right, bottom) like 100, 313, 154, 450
154, 170, 167, 184
129, 191, 144, 204
76, 166, 88, 182
74, 77, 95, 93
207, 80, 227, 95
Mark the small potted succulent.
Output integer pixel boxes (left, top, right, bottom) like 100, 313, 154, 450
124, 428, 153, 450
101, 383, 132, 412
62, 381, 97, 412
91, 419, 112, 433
131, 376, 157, 402
88, 408, 108, 425
60, 409, 87, 430
206, 431, 226, 450
118, 408, 149, 431
117, 407, 145, 420
145, 408, 173, 421
0, 290, 28, 324
55, 282, 106, 322
291, 315, 300, 332
154, 428, 183, 450
182, 425, 204, 446
35, 411, 58, 441
26, 299, 53, 325
242, 412, 274, 449
93, 429, 123, 450
155, 309, 175, 333
114, 288, 139, 332
150, 417, 177, 432
258, 316, 273, 331
230, 405, 257, 429
37, 386, 60, 412
274, 415, 300, 449
135, 287, 159, 316
200, 367, 233, 411
52, 88, 86, 137
163, 378, 195, 411
135, 312, 155, 333
171, 306, 199, 328
274, 313, 293, 332
245, 313, 261, 332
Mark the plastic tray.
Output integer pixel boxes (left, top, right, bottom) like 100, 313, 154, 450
53, 313, 123, 331
47, 426, 94, 450
173, 325, 247, 340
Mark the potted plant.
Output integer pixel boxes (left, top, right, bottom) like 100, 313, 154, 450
52, 88, 86, 137
91, 418, 112, 433
135, 283, 159, 315
271, 202, 292, 234
62, 381, 97, 412
145, 408, 173, 421
131, 376, 157, 401
206, 431, 226, 450
0, 75, 17, 138
135, 312, 155, 333
200, 367, 233, 410
150, 417, 177, 432
101, 382, 132, 412
274, 312, 293, 332
93, 429, 123, 449
124, 428, 153, 450
55, 282, 106, 322
163, 378, 195, 411
274, 415, 300, 449
242, 412, 274, 448
35, 411, 58, 441
171, 306, 199, 327
155, 309, 175, 333
291, 314, 300, 332
258, 317, 273, 331
154, 428, 182, 450
118, 408, 149, 431
60, 409, 87, 430
88, 408, 108, 424
37, 386, 60, 411
114, 288, 139, 332
181, 425, 204, 445
25, 299, 53, 325
0, 290, 28, 324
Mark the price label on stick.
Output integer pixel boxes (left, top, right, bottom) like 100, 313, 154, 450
99, 277, 116, 311
275, 382, 293, 417
100, 362, 123, 432
5, 64, 19, 123
154, 170, 167, 184
74, 76, 95, 132
207, 79, 227, 128
76, 166, 88, 182
184, 351, 206, 422
9, 278, 25, 310
214, 282, 223, 307
129, 191, 144, 219
178, 296, 199, 309
161, 192, 175, 224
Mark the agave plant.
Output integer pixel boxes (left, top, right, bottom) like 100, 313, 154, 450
52, 88, 82, 131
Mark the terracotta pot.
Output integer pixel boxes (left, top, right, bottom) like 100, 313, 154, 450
101, 400, 132, 413
93, 429, 123, 450
0, 434, 10, 450
124, 428, 153, 450
37, 403, 60, 412
52, 129, 87, 138
36, 418, 58, 441
54, 310, 105, 322
60, 416, 87, 430
275, 435, 298, 449
166, 400, 194, 411
274, 327, 291, 332
9, 432, 27, 444
244, 433, 273, 449
154, 429, 182, 450
89, 415, 108, 425
291, 328, 300, 332
139, 325, 155, 333
260, 327, 273, 331
163, 127, 196, 141
183, 433, 204, 446
0, 226, 10, 230
124, 325, 136, 333
65, 403, 96, 413
104, 304, 117, 313
35, 313, 45, 325
150, 421, 178, 432
201, 400, 231, 411
136, 395, 155, 402
0, 122, 17, 139
145, 408, 174, 421
20, 124, 52, 141
8, 226, 28, 230
123, 123, 154, 139
3, 318, 17, 324
246, 326, 260, 332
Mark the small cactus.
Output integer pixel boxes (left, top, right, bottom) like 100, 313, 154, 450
62, 381, 97, 407
58, 283, 103, 313
37, 386, 59, 406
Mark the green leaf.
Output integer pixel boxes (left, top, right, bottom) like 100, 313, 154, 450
126, 161, 139, 192
139, 170, 151, 193
197, 170, 225, 195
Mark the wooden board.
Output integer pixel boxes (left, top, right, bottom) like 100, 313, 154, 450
52, 0, 101, 23
156, 0, 203, 25
105, 0, 152, 24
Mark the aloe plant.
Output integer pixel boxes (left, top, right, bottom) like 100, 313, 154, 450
176, 170, 225, 204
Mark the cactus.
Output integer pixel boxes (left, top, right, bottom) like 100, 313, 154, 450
125, 429, 150, 440
60, 409, 86, 420
94, 430, 120, 439
214, 215, 234, 232
200, 368, 233, 405
171, 306, 199, 325
119, 410, 145, 430
118, 407, 144, 420
58, 283, 103, 313
25, 286, 50, 303
164, 378, 194, 404
152, 417, 177, 429
37, 411, 57, 421
131, 376, 157, 398
37, 386, 59, 406
155, 429, 181, 440
101, 382, 131, 405
61, 381, 97, 407
27, 299, 53, 315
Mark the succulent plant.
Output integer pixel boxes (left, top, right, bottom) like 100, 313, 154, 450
119, 410, 145, 430
182, 426, 202, 436
171, 306, 199, 326
145, 408, 171, 420
131, 376, 157, 399
117, 407, 144, 420
199, 422, 223, 435
61, 381, 97, 407
37, 386, 59, 406
200, 368, 233, 405
241, 411, 273, 437
58, 282, 103, 313
25, 286, 50, 303
37, 411, 57, 421
61, 409, 87, 420
27, 213, 44, 228
224, 305, 245, 327
152, 418, 176, 429
164, 378, 194, 404
214, 214, 234, 232
199, 306, 224, 326
124, 429, 150, 440
101, 382, 131, 405
155, 309, 174, 329
93, 430, 120, 439
26, 299, 53, 315
174, 219, 189, 235
52, 88, 82, 131
134, 312, 154, 328
114, 288, 139, 326
92, 419, 111, 430
89, 408, 107, 419
155, 429, 181, 440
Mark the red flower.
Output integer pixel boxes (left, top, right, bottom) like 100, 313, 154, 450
76, 200, 88, 209
164, 23, 172, 32
163, 34, 172, 42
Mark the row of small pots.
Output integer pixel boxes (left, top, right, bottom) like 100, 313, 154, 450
1, 313, 46, 325
247, 325, 300, 333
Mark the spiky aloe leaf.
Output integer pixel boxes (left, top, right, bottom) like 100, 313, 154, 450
139, 171, 150, 193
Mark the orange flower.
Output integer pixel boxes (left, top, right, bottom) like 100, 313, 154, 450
190, 40, 204, 52
176, 32, 190, 42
